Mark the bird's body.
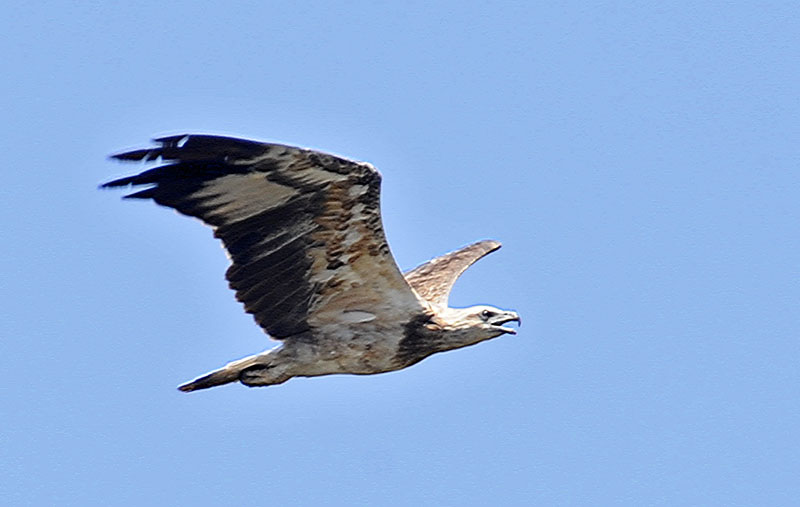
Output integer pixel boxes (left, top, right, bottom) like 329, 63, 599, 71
103, 135, 519, 391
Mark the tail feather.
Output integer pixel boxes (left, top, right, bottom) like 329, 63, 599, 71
178, 368, 240, 392
177, 353, 270, 392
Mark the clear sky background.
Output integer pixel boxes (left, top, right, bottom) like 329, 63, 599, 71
2, 2, 798, 505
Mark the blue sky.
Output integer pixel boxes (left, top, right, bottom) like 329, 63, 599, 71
2, 2, 798, 505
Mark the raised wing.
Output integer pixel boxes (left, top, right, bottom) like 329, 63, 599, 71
103, 134, 426, 339
403, 240, 501, 307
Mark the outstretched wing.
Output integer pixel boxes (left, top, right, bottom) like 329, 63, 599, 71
103, 134, 426, 339
403, 240, 501, 307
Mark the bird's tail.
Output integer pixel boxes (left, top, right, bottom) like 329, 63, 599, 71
178, 353, 272, 392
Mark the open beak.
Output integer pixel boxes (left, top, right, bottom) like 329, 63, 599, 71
493, 311, 521, 335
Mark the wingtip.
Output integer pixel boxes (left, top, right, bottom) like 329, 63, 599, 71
475, 239, 502, 251
108, 134, 191, 163
99, 175, 135, 188
153, 133, 191, 146
109, 148, 155, 162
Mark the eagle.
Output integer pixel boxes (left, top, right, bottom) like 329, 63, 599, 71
103, 135, 520, 392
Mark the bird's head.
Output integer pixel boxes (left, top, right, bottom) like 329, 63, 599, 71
436, 305, 521, 348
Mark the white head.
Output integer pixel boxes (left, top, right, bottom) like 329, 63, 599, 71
436, 305, 521, 349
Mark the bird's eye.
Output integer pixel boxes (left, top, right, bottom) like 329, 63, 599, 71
480, 310, 494, 320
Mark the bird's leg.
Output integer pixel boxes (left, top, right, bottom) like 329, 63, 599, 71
238, 362, 292, 387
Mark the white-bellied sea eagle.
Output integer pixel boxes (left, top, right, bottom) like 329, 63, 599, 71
103, 135, 520, 391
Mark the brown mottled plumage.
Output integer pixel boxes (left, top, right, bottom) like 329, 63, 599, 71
103, 135, 519, 391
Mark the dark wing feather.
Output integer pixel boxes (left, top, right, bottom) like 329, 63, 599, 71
104, 134, 425, 339
403, 240, 501, 307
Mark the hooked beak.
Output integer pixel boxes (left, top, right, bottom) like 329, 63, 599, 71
492, 311, 521, 335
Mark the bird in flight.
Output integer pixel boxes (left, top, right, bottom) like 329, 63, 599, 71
103, 135, 520, 391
